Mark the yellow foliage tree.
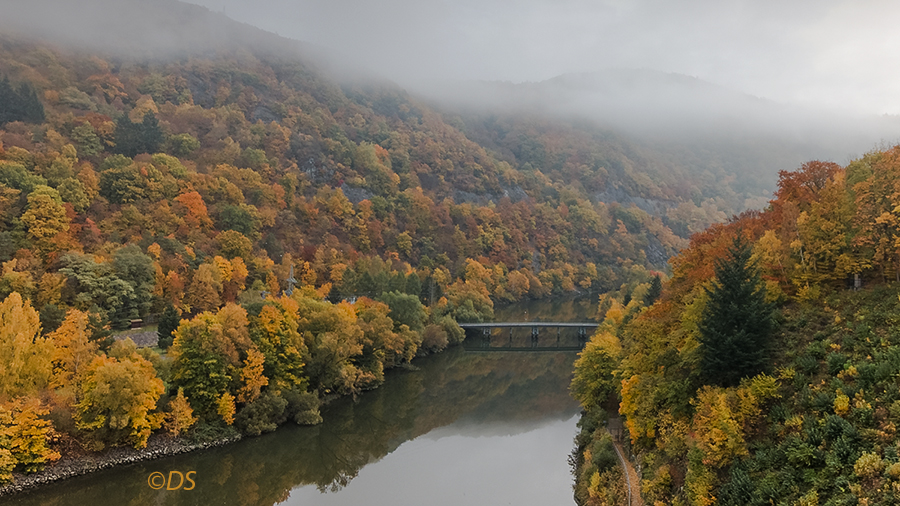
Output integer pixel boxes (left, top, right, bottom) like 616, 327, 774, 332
164, 388, 197, 437
0, 292, 53, 398
21, 186, 70, 256
47, 309, 99, 403
76, 354, 164, 449
0, 399, 60, 481
217, 392, 235, 425
237, 348, 268, 403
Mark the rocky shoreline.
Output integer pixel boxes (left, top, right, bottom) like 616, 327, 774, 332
0, 433, 241, 497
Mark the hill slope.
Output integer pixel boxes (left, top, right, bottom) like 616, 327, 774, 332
0, 0, 764, 326
572, 148, 900, 505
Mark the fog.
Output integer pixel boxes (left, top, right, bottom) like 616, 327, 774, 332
3, 0, 899, 176
181, 0, 900, 115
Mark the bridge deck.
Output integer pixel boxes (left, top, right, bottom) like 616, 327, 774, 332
463, 346, 586, 352
458, 322, 598, 328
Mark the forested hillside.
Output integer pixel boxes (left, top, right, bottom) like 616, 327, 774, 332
0, 0, 770, 484
420, 69, 900, 210
572, 148, 900, 505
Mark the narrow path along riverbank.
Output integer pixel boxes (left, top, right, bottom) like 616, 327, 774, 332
611, 437, 643, 506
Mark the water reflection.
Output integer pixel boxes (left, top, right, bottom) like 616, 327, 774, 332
9, 347, 580, 506
9, 298, 592, 506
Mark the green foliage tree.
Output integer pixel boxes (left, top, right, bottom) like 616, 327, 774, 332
377, 290, 426, 332
57, 177, 90, 212
234, 393, 287, 436
60, 249, 153, 330
217, 204, 260, 239
0, 161, 47, 193
571, 332, 621, 409
169, 304, 254, 420
698, 237, 775, 387
112, 244, 155, 325
294, 296, 365, 395
98, 155, 143, 204
71, 123, 102, 157
166, 133, 200, 157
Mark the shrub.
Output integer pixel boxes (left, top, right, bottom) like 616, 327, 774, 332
420, 324, 449, 353
854, 452, 884, 480
234, 393, 288, 436
283, 390, 322, 426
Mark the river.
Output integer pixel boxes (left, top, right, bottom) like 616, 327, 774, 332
7, 298, 596, 506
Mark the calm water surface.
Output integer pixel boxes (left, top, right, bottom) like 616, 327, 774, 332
8, 298, 595, 506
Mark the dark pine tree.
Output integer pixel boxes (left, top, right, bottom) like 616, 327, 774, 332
698, 236, 775, 387
18, 83, 45, 123
0, 77, 13, 125
157, 304, 180, 350
644, 274, 662, 306
0, 77, 44, 126
326, 283, 342, 304
113, 115, 142, 157
114, 112, 164, 157
405, 272, 422, 298
139, 111, 164, 152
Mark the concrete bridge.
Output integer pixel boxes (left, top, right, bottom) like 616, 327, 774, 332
460, 321, 597, 351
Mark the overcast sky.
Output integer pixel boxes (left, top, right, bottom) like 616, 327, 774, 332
183, 0, 900, 114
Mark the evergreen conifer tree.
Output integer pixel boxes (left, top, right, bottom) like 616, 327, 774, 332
18, 83, 45, 123
326, 283, 342, 304
0, 77, 44, 126
0, 77, 13, 125
698, 236, 775, 387
114, 112, 163, 157
644, 274, 662, 306
157, 304, 180, 350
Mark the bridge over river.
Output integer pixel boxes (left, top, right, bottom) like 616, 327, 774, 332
459, 321, 598, 351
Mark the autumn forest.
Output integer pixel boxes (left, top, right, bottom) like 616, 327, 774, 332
2, 1, 900, 505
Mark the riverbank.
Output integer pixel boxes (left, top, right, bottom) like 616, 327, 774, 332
4, 296, 595, 501
5, 345, 583, 506
0, 433, 241, 497
0, 353, 425, 498
571, 406, 640, 506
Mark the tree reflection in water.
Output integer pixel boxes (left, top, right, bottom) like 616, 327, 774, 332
8, 298, 591, 506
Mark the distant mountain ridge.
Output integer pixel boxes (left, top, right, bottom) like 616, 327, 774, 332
415, 68, 900, 204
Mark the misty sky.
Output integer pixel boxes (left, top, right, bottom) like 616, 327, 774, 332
185, 0, 900, 114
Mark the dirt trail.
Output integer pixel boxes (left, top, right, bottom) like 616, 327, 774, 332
610, 438, 643, 506
607, 415, 642, 506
